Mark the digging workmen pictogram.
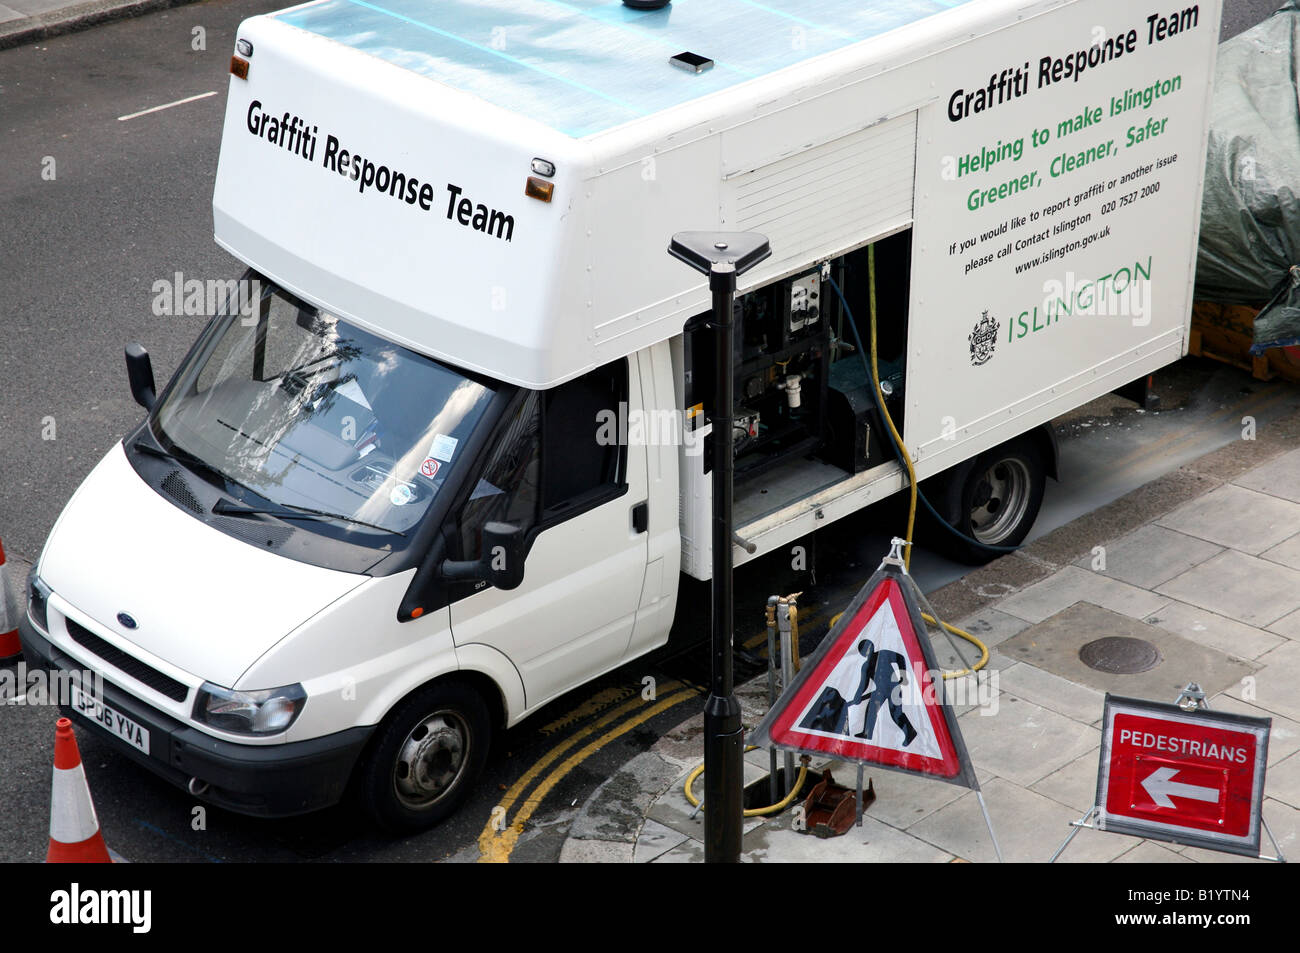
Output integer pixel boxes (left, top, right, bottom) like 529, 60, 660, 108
798, 638, 917, 746
848, 638, 917, 746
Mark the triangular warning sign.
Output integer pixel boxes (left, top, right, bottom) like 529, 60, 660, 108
747, 561, 979, 790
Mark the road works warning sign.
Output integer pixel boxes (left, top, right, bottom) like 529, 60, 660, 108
1096, 695, 1271, 856
747, 563, 977, 789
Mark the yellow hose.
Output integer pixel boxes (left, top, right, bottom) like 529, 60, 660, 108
683, 749, 810, 816
684, 245, 990, 816
859, 244, 989, 679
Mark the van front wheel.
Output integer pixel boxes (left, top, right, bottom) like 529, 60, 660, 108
360, 681, 491, 833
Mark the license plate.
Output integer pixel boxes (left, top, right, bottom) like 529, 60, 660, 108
71, 682, 150, 756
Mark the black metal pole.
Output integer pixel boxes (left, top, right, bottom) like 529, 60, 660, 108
666, 230, 769, 865
703, 261, 743, 863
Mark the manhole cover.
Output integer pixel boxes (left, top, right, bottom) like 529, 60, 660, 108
1079, 636, 1162, 674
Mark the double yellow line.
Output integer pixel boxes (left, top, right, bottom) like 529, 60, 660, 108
475, 604, 832, 861
476, 679, 701, 862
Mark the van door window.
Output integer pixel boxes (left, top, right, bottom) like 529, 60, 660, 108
458, 359, 628, 557
458, 392, 541, 559
541, 359, 627, 516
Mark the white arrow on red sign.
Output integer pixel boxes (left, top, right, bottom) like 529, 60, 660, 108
1142, 766, 1219, 809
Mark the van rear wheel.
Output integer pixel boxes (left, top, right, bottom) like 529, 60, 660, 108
923, 436, 1046, 565
360, 681, 490, 833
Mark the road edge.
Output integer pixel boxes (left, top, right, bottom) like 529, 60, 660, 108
0, 0, 201, 52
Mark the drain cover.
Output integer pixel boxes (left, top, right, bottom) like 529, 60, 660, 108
1079, 636, 1162, 674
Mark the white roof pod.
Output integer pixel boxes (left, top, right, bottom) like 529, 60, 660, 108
214, 0, 1058, 387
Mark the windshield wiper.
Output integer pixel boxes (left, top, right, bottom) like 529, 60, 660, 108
213, 498, 404, 536
131, 438, 169, 460
133, 436, 253, 494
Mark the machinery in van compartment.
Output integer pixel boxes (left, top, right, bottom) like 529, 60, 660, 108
20, 0, 1222, 830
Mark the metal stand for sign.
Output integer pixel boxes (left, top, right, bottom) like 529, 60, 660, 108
1049, 682, 1288, 863
892, 541, 1005, 863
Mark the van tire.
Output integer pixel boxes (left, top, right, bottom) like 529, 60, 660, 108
922, 435, 1046, 565
359, 681, 491, 833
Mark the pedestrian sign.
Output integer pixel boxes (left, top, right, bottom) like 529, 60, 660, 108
1096, 695, 1271, 857
747, 561, 978, 789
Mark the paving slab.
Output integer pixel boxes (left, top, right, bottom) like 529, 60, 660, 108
1206, 694, 1300, 766
738, 813, 955, 863
632, 819, 688, 863
1055, 826, 1157, 863
1223, 640, 1300, 723
0, 0, 200, 51
6, 0, 76, 15
996, 662, 1106, 724
1259, 531, 1300, 572
819, 758, 968, 830
998, 602, 1256, 700
997, 566, 1170, 624
1158, 550, 1300, 628
1268, 606, 1300, 640
948, 608, 1034, 649
556, 838, 633, 863
1233, 446, 1300, 503
1156, 483, 1300, 554
1142, 600, 1285, 660
1112, 841, 1195, 863
958, 695, 1099, 788
1072, 524, 1223, 589
907, 777, 1131, 863
1029, 748, 1103, 814
566, 751, 681, 844
645, 763, 767, 843
649, 840, 705, 863
1264, 752, 1300, 811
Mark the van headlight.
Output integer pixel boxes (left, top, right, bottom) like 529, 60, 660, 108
195, 682, 306, 735
28, 568, 51, 632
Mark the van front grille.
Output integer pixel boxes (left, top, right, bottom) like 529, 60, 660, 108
64, 618, 189, 702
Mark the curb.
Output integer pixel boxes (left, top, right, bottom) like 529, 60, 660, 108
558, 751, 686, 863
0, 0, 201, 52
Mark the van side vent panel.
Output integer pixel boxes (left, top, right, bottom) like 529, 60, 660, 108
724, 112, 917, 276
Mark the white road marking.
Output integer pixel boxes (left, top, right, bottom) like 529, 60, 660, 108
118, 91, 218, 122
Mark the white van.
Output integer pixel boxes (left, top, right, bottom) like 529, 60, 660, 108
21, 0, 1222, 830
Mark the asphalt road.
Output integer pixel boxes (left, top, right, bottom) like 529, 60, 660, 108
0, 0, 1294, 863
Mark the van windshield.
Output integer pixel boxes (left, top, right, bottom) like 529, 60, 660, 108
152, 283, 495, 539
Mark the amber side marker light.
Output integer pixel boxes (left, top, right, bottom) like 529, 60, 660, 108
525, 176, 554, 202
230, 56, 250, 80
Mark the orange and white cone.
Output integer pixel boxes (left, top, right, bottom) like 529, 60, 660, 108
0, 538, 20, 661
47, 717, 113, 863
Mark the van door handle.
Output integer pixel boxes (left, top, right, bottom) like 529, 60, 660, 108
631, 501, 648, 534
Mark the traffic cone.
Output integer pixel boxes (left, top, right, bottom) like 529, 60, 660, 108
47, 717, 113, 863
0, 538, 20, 661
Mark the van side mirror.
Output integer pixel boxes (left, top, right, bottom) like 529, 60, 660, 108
439, 521, 526, 591
125, 343, 157, 410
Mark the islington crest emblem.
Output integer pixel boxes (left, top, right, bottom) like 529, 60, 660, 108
968, 311, 999, 366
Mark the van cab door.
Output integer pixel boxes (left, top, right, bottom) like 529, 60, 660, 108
448, 357, 649, 710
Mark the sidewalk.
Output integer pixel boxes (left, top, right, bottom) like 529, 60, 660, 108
561, 410, 1300, 863
0, 0, 194, 50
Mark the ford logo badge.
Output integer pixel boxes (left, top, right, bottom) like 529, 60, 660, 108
117, 612, 138, 630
